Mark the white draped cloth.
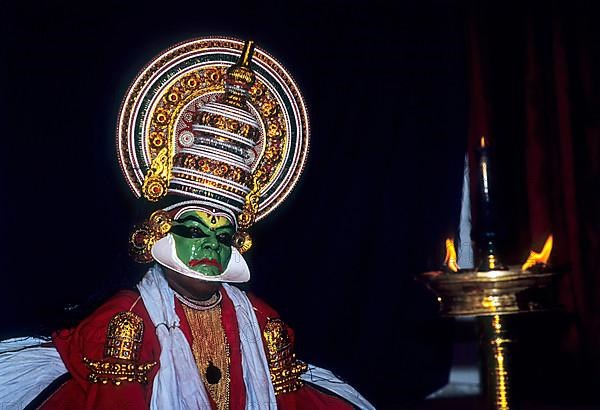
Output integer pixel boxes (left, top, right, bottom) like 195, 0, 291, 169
137, 264, 277, 410
0, 337, 67, 409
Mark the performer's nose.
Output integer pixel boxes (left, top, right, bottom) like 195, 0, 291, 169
203, 237, 219, 250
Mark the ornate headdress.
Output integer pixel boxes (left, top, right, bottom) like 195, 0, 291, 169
117, 38, 309, 279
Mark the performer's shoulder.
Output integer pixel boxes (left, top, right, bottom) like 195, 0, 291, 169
94, 289, 146, 315
52, 289, 151, 344
246, 291, 280, 320
51, 288, 157, 381
84, 289, 147, 324
244, 292, 298, 342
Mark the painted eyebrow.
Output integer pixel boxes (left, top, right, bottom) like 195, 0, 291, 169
175, 215, 233, 231
175, 215, 209, 228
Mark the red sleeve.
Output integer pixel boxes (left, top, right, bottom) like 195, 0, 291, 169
43, 290, 160, 410
246, 292, 299, 345
247, 293, 353, 410
246, 292, 280, 320
277, 384, 354, 409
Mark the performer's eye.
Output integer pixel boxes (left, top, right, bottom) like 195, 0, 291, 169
216, 233, 233, 246
170, 225, 208, 239
189, 227, 208, 238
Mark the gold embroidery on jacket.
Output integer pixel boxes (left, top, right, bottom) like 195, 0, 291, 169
104, 311, 144, 361
83, 358, 156, 385
84, 311, 156, 385
263, 318, 308, 395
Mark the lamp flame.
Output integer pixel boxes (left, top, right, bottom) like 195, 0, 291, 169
444, 238, 460, 272
521, 235, 553, 271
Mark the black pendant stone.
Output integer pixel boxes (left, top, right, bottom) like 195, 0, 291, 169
205, 361, 222, 384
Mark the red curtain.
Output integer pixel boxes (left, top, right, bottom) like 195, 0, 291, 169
466, 0, 600, 381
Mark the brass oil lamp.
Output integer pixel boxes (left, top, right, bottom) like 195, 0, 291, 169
423, 137, 560, 410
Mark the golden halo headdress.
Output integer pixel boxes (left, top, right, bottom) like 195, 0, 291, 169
117, 37, 309, 259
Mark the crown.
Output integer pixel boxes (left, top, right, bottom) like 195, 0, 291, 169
117, 37, 309, 253
168, 41, 261, 219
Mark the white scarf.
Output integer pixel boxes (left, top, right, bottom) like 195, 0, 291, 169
137, 265, 277, 410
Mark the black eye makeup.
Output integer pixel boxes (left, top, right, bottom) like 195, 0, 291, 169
216, 232, 233, 246
169, 224, 209, 239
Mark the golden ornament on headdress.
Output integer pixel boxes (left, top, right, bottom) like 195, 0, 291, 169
142, 147, 171, 202
129, 210, 173, 263
238, 168, 265, 233
233, 231, 253, 253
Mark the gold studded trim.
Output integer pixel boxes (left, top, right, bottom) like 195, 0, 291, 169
197, 111, 260, 142
173, 154, 251, 186
83, 358, 156, 386
263, 318, 308, 395
171, 172, 249, 198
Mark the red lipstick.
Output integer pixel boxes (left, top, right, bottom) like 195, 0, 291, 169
188, 258, 223, 272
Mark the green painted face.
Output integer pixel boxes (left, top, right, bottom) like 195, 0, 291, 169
169, 210, 234, 276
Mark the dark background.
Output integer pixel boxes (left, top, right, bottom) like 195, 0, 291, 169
1, 1, 598, 409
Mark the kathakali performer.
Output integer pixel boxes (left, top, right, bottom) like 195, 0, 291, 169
0, 38, 373, 409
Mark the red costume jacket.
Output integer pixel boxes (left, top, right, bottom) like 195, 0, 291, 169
38, 289, 352, 409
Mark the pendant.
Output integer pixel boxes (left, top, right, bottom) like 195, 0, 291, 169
205, 361, 222, 384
